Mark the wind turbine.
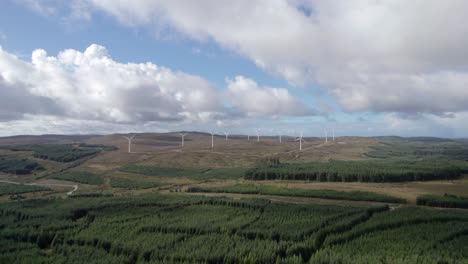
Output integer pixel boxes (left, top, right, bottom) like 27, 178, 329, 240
324, 129, 328, 144
256, 129, 260, 142
179, 133, 188, 147
332, 128, 335, 142
210, 132, 214, 148
247, 134, 250, 141
224, 131, 229, 141
278, 131, 282, 143
123, 134, 135, 153
295, 131, 306, 151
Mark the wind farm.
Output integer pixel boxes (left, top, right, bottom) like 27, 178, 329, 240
2, 1, 468, 263
1, 131, 468, 263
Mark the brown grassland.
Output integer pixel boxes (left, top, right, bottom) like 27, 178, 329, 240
0, 133, 467, 207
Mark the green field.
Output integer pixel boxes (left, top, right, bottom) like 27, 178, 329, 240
120, 165, 246, 180
52, 172, 104, 185
0, 183, 50, 195
187, 184, 406, 203
367, 137, 468, 160
0, 194, 466, 263
110, 178, 168, 189
417, 194, 468, 209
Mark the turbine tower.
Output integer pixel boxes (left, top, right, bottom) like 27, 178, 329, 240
256, 129, 260, 142
123, 134, 135, 153
324, 129, 328, 144
210, 132, 214, 148
224, 131, 229, 141
332, 128, 335, 142
295, 131, 305, 151
179, 133, 188, 147
279, 133, 282, 143
247, 134, 250, 141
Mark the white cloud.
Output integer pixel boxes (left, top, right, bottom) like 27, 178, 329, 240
16, 0, 59, 16
0, 44, 314, 134
227, 76, 314, 117
76, 0, 468, 116
1, 44, 224, 123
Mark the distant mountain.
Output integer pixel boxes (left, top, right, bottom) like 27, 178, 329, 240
0, 134, 99, 146
377, 136, 454, 143
405, 137, 454, 142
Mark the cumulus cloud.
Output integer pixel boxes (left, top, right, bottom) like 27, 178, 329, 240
227, 76, 314, 117
0, 47, 62, 121
1, 44, 225, 123
74, 0, 468, 116
0, 44, 313, 133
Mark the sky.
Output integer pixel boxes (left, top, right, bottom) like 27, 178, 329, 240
0, 0, 468, 138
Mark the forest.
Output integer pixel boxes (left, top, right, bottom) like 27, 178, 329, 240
0, 157, 44, 174
244, 159, 465, 182
417, 194, 468, 209
0, 194, 466, 263
4, 144, 100, 163
187, 184, 406, 203
0, 183, 49, 196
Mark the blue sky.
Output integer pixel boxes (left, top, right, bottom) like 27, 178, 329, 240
0, 1, 467, 137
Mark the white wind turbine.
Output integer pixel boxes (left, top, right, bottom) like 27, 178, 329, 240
247, 134, 250, 141
179, 133, 188, 147
224, 131, 229, 141
278, 131, 283, 143
256, 129, 260, 142
324, 129, 328, 144
295, 131, 306, 151
122, 134, 135, 153
210, 132, 215, 148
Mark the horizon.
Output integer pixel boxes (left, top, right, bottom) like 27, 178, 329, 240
1, 1, 468, 137
0, 132, 466, 140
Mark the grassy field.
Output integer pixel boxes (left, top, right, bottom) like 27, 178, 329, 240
52, 172, 104, 185
0, 194, 466, 263
187, 184, 406, 203
84, 133, 379, 169
0, 183, 49, 195
367, 137, 468, 160
120, 165, 246, 180
110, 178, 168, 189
